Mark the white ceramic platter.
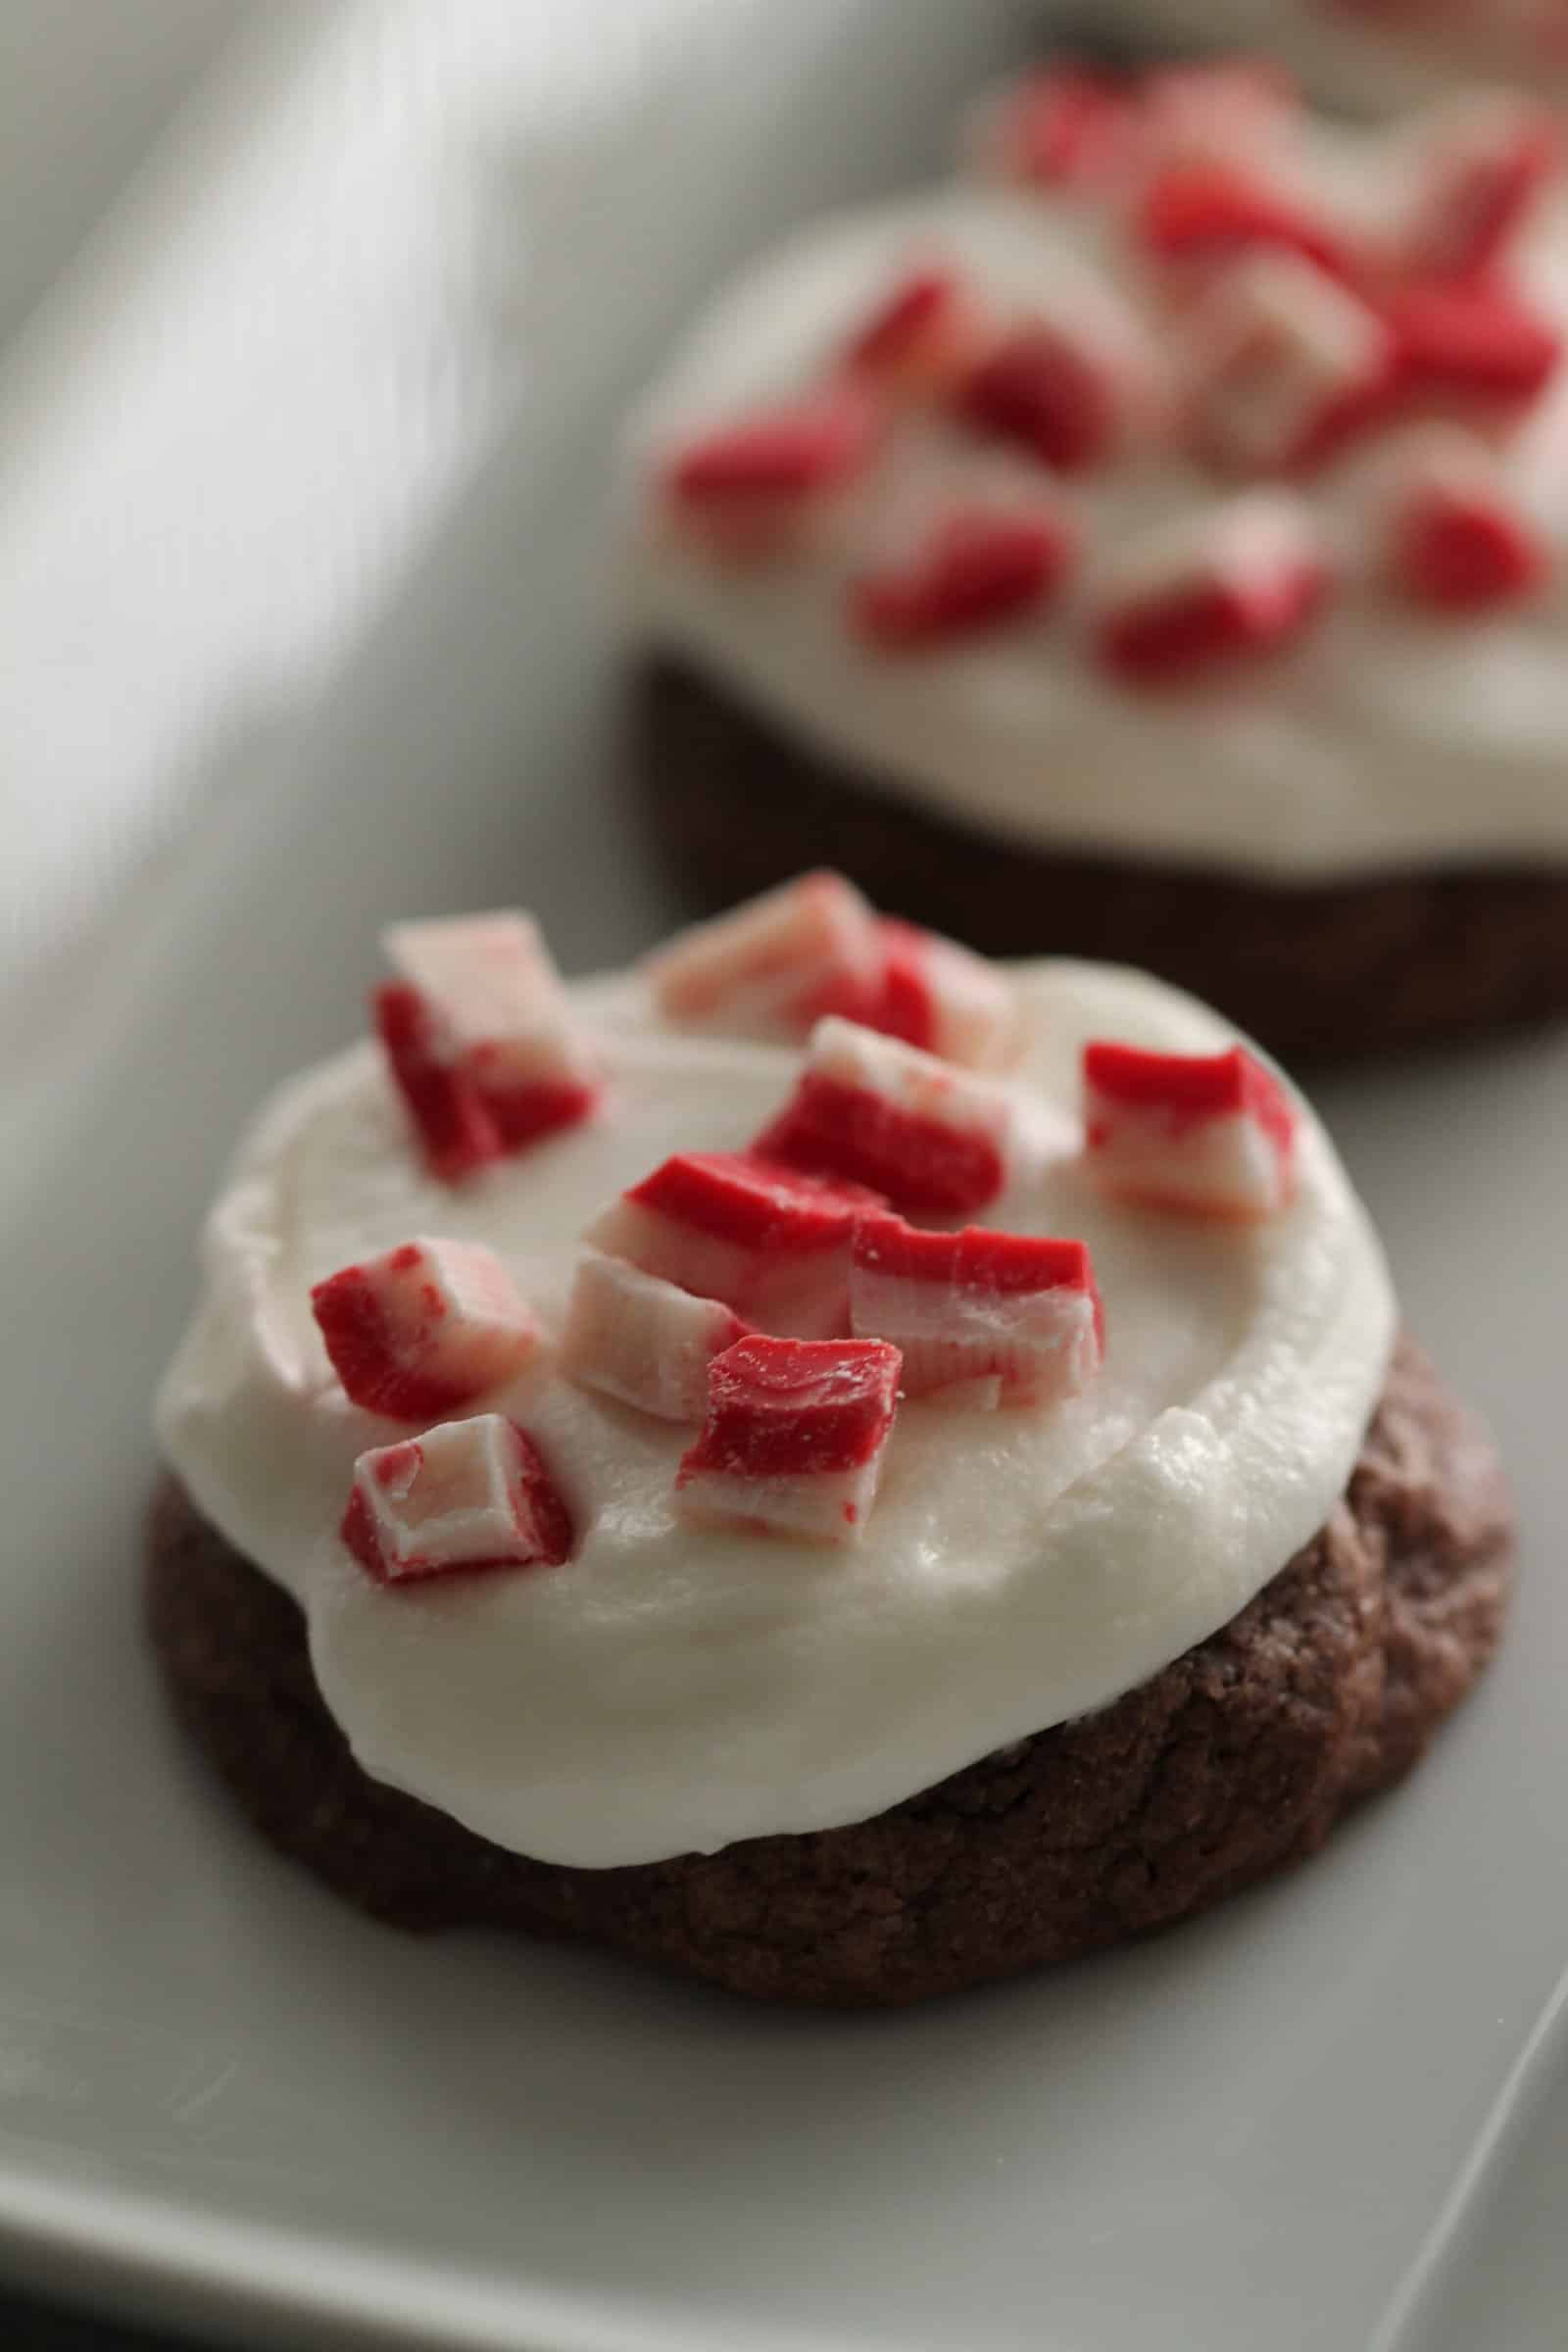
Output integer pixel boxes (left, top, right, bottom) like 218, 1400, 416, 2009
0, 4, 1564, 2347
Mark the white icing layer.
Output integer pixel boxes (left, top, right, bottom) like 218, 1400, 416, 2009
157, 963, 1396, 1868
625, 167, 1568, 883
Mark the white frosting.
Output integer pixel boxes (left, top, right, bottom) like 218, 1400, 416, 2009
157, 960, 1396, 1868
624, 166, 1568, 883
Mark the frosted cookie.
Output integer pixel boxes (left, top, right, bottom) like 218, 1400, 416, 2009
149, 887, 1511, 2004
624, 64, 1568, 1059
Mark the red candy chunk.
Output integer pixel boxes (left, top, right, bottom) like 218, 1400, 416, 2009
842, 269, 982, 397
644, 870, 881, 1038
341, 1415, 573, 1585
584, 1152, 880, 1340
1094, 494, 1328, 688
1139, 60, 1298, 173
1405, 92, 1560, 281
1084, 1040, 1297, 1220
850, 503, 1076, 648
868, 919, 1018, 1070
663, 385, 878, 558
562, 1251, 749, 1423
1381, 280, 1562, 416
753, 1016, 1025, 1218
851, 1213, 1102, 1409
1135, 162, 1356, 284
1189, 255, 1398, 474
976, 69, 1138, 190
379, 913, 600, 1182
956, 314, 1148, 475
373, 984, 499, 1185
675, 1336, 902, 1543
312, 1238, 539, 1422
1381, 430, 1549, 612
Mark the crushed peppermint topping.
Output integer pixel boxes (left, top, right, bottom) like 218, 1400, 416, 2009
376, 913, 599, 1183
650, 62, 1564, 667
675, 1335, 903, 1543
312, 1239, 539, 1422
1083, 1041, 1297, 1220
342, 1416, 573, 1584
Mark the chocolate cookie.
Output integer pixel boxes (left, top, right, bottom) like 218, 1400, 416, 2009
145, 1336, 1511, 2006
631, 658, 1568, 1066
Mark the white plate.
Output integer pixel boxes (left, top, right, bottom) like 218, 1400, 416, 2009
1, 5, 1565, 2348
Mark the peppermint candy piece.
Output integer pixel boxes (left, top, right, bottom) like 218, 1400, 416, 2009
970, 69, 1138, 191
850, 503, 1076, 648
1093, 493, 1329, 687
644, 871, 880, 1037
341, 1416, 573, 1584
956, 296, 1160, 477
1189, 254, 1397, 475
312, 1239, 539, 1422
1138, 60, 1298, 175
662, 384, 878, 559
675, 1335, 902, 1543
1381, 279, 1562, 415
850, 1213, 1102, 1407
1135, 160, 1357, 284
1379, 429, 1549, 612
377, 912, 600, 1181
842, 268, 983, 397
1405, 90, 1560, 281
753, 1016, 1025, 1217
562, 1251, 749, 1423
584, 1152, 881, 1340
1083, 1040, 1297, 1220
867, 919, 1019, 1071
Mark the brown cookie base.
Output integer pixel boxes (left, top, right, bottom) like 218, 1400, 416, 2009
630, 657, 1568, 1064
146, 1337, 1511, 2007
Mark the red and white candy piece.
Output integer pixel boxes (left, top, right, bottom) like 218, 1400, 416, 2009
842, 268, 985, 399
377, 912, 600, 1182
867, 918, 1018, 1070
661, 383, 878, 559
969, 69, 1138, 191
585, 1152, 880, 1340
1378, 428, 1549, 612
849, 500, 1076, 648
1138, 60, 1298, 175
341, 1415, 573, 1585
674, 1335, 902, 1544
373, 984, 499, 1186
753, 1016, 1024, 1218
1404, 91, 1560, 281
955, 286, 1160, 475
1083, 1040, 1297, 1220
1380, 278, 1562, 417
1093, 493, 1329, 688
645, 870, 880, 1037
1188, 254, 1397, 475
561, 1250, 749, 1423
1134, 162, 1357, 286
850, 1212, 1102, 1408
311, 1238, 539, 1422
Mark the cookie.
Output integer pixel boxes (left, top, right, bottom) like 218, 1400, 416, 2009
146, 1336, 1510, 2006
632, 656, 1568, 1063
623, 67, 1568, 1059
